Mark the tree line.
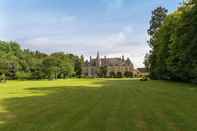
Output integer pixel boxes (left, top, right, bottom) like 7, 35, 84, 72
145, 0, 197, 83
0, 40, 84, 81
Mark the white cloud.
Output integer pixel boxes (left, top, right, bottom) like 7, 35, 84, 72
94, 26, 148, 67
87, 25, 149, 68
23, 25, 149, 68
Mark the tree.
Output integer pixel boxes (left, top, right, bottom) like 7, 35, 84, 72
42, 57, 61, 80
0, 59, 7, 82
165, 1, 197, 82
16, 72, 32, 80
144, 53, 150, 71
147, 6, 168, 79
116, 72, 123, 78
99, 66, 108, 77
74, 55, 84, 78
7, 61, 18, 79
148, 6, 168, 43
30, 63, 45, 80
146, 1, 197, 83
0, 74, 6, 83
109, 71, 115, 78
0, 40, 94, 80
59, 62, 74, 78
124, 71, 133, 78
0, 59, 8, 76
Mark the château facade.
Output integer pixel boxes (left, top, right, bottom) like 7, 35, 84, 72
82, 52, 134, 77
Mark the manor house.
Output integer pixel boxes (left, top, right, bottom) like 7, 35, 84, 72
82, 52, 134, 77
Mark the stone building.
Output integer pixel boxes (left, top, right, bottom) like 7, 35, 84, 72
82, 52, 134, 77
135, 68, 149, 77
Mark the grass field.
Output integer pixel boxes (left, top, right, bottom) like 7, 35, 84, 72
0, 79, 197, 131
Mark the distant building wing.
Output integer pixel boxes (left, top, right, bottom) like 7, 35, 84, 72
137, 68, 148, 73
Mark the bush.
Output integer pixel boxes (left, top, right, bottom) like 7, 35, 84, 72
140, 76, 148, 81
124, 71, 133, 78
0, 74, 6, 83
109, 72, 116, 78
191, 78, 197, 84
116, 72, 123, 78
16, 72, 32, 80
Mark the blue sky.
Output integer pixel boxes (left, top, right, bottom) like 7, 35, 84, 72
0, 0, 182, 67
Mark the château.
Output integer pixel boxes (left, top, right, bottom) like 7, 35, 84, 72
82, 52, 134, 77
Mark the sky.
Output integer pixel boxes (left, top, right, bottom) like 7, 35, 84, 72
0, 0, 182, 67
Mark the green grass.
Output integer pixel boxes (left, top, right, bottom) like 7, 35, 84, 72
0, 79, 197, 131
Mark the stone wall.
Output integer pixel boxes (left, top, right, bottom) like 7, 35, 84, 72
82, 65, 134, 77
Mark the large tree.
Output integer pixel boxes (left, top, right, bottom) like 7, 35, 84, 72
147, 6, 168, 79
146, 1, 197, 83
0, 40, 82, 80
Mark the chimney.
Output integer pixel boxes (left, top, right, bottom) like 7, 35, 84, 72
90, 56, 92, 64
97, 51, 100, 59
122, 55, 125, 61
104, 56, 107, 65
96, 51, 101, 67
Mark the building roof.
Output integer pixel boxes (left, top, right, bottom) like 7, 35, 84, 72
84, 52, 134, 67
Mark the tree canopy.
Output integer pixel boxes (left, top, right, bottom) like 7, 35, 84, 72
146, 0, 197, 83
0, 41, 84, 80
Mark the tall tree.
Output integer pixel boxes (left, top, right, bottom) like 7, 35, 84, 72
147, 6, 168, 79
146, 1, 197, 83
0, 40, 81, 80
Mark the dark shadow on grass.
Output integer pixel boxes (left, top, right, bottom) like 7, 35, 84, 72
153, 80, 197, 89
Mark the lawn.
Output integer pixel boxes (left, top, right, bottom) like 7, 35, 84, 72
0, 79, 197, 131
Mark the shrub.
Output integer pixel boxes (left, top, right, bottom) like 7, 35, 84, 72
0, 74, 6, 83
191, 78, 197, 84
116, 72, 123, 78
124, 71, 133, 78
109, 72, 116, 78
140, 76, 148, 81
16, 72, 32, 80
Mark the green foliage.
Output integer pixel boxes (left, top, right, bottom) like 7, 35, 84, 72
148, 6, 168, 48
116, 72, 123, 78
124, 71, 133, 78
0, 74, 6, 83
99, 66, 108, 77
16, 72, 32, 80
144, 53, 151, 71
140, 76, 148, 81
147, 6, 168, 79
109, 71, 116, 78
42, 57, 61, 80
0, 60, 8, 75
0, 41, 82, 80
147, 1, 197, 83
